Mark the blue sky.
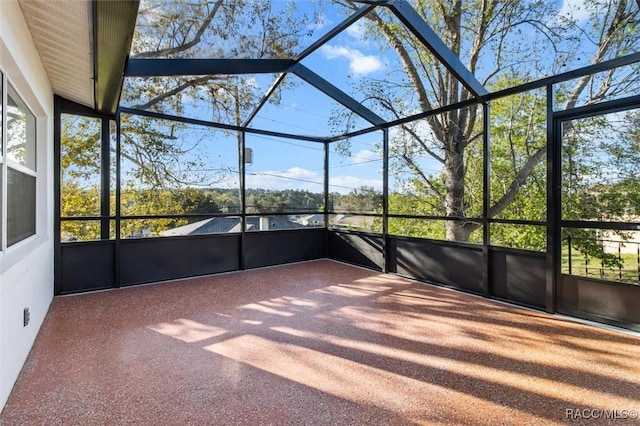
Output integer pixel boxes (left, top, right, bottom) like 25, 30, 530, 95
221, 0, 601, 195
122, 0, 633, 195
230, 3, 392, 195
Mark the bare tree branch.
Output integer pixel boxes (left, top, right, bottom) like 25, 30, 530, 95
400, 124, 446, 164
133, 0, 224, 58
564, 0, 632, 110
401, 153, 446, 206
130, 76, 221, 110
488, 145, 547, 218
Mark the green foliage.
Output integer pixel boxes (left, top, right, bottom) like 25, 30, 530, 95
563, 228, 625, 270
60, 183, 102, 241
556, 109, 640, 272
388, 217, 446, 240
60, 114, 102, 180
332, 0, 640, 246
388, 191, 443, 217
246, 189, 324, 214
562, 110, 640, 221
331, 186, 382, 213
490, 223, 546, 251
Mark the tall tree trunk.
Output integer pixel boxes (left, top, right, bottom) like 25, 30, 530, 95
444, 129, 470, 241
340, 0, 637, 243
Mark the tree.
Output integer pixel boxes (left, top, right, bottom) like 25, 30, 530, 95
559, 108, 640, 269
119, 0, 320, 189
245, 188, 324, 213
60, 0, 640, 251
61, 0, 326, 238
332, 0, 640, 242
126, 0, 317, 116
333, 185, 382, 213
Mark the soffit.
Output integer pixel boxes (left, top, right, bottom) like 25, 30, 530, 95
18, 0, 93, 107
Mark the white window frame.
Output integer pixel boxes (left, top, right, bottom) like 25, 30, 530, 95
1, 72, 38, 253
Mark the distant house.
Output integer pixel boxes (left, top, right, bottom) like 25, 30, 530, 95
599, 229, 640, 254
290, 214, 324, 227
160, 215, 304, 237
157, 213, 377, 237
128, 228, 153, 238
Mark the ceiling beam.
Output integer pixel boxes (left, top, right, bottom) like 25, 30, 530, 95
245, 4, 381, 128
120, 107, 331, 142
93, 0, 140, 115
291, 64, 385, 127
294, 4, 377, 63
126, 59, 296, 77
242, 73, 288, 127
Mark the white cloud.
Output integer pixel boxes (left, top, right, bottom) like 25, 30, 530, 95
320, 44, 383, 75
329, 175, 383, 194
346, 20, 366, 40
351, 149, 378, 166
281, 166, 317, 179
559, 0, 590, 22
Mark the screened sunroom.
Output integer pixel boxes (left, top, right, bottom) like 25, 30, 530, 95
2, 0, 640, 423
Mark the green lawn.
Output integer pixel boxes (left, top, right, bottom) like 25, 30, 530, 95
561, 251, 640, 283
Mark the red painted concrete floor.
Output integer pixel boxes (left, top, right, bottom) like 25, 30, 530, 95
2, 260, 640, 425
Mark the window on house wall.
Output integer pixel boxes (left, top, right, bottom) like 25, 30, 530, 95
2, 78, 37, 249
